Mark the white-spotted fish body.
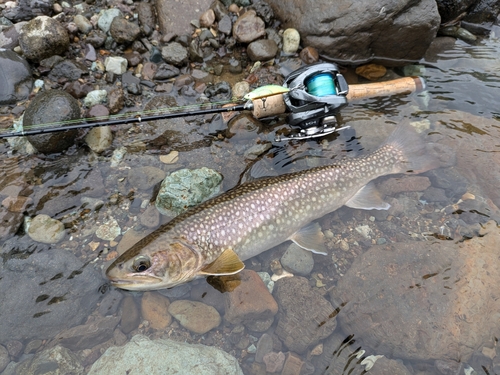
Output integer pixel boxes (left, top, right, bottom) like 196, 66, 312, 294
106, 124, 436, 290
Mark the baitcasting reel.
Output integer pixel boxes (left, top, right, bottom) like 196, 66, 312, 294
281, 62, 349, 140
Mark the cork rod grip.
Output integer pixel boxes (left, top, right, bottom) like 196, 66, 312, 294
346, 76, 425, 101
251, 95, 288, 119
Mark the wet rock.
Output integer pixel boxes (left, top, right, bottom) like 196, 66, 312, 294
128, 166, 166, 191
247, 39, 278, 61
50, 316, 120, 351
88, 334, 243, 374
98, 9, 123, 33
266, 0, 440, 65
120, 296, 140, 334
355, 63, 387, 80
227, 113, 262, 140
168, 300, 221, 334
154, 62, 180, 80
255, 333, 274, 363
105, 56, 128, 75
280, 243, 314, 276
155, 167, 222, 216
27, 214, 65, 243
96, 217, 121, 241
0, 249, 102, 343
274, 276, 337, 354
377, 175, 431, 196
435, 0, 478, 24
48, 59, 85, 82
107, 87, 125, 114
282, 28, 300, 54
19, 16, 69, 62
161, 41, 189, 66
224, 270, 279, 330
85, 126, 112, 154
0, 22, 26, 49
281, 352, 307, 375
0, 345, 8, 373
141, 292, 172, 330
139, 204, 161, 228
205, 81, 232, 101
2, 0, 54, 23
65, 80, 93, 99
15, 345, 83, 375
24, 90, 81, 154
74, 14, 92, 34
2, 195, 32, 212
84, 89, 107, 107
233, 10, 266, 43
0, 49, 32, 104
299, 46, 319, 64
0, 208, 24, 240
98, 289, 124, 316
110, 17, 141, 44
244, 142, 272, 160
263, 351, 286, 373
190, 281, 226, 313
5, 340, 23, 360
334, 220, 500, 362
218, 14, 233, 35
200, 9, 216, 28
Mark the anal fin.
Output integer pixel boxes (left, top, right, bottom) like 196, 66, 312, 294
199, 248, 245, 276
345, 182, 390, 210
290, 222, 328, 255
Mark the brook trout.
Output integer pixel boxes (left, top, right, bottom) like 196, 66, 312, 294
106, 124, 436, 290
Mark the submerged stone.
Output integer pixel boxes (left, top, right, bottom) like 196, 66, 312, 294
0, 48, 32, 104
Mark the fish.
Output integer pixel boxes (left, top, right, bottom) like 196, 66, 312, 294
106, 123, 436, 291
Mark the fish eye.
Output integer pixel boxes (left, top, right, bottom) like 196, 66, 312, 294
132, 256, 151, 272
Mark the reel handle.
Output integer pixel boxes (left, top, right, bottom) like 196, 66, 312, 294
346, 76, 425, 101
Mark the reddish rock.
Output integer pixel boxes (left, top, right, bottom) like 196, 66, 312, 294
299, 46, 319, 64
232, 10, 265, 43
140, 292, 171, 330
224, 270, 278, 327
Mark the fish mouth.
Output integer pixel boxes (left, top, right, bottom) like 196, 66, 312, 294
108, 275, 165, 291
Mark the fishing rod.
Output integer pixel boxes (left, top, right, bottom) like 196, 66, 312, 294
0, 62, 426, 141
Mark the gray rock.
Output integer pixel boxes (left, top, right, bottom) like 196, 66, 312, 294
155, 0, 212, 36
247, 39, 278, 61
333, 220, 500, 362
255, 333, 274, 363
0, 345, 8, 373
232, 10, 266, 43
2, 0, 54, 23
153, 62, 180, 80
120, 296, 140, 334
14, 345, 83, 375
47, 59, 85, 82
19, 16, 69, 62
155, 167, 223, 216
0, 22, 26, 49
127, 166, 166, 191
0, 249, 102, 343
98, 289, 124, 316
137, 2, 157, 31
266, 0, 440, 65
27, 214, 65, 244
274, 276, 337, 354
50, 316, 120, 351
87, 334, 244, 375
110, 17, 141, 44
218, 14, 232, 35
436, 0, 479, 23
24, 90, 81, 154
0, 48, 32, 104
280, 243, 314, 276
73, 14, 92, 34
98, 9, 123, 33
161, 41, 189, 66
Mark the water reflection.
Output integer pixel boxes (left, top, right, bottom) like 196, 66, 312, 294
1, 35, 500, 374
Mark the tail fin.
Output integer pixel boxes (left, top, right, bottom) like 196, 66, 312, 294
383, 122, 438, 174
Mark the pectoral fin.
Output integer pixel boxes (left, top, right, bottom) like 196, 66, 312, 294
345, 182, 390, 210
199, 248, 245, 276
290, 222, 328, 255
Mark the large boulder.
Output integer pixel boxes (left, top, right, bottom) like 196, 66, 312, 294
266, 0, 441, 65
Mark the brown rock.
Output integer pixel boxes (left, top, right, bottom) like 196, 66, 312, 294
224, 270, 278, 327
281, 352, 305, 375
232, 10, 266, 43
274, 276, 337, 354
334, 220, 500, 362
2, 196, 32, 212
141, 292, 172, 330
377, 175, 431, 196
355, 63, 387, 80
263, 351, 285, 373
199, 9, 216, 28
156, 0, 212, 36
120, 296, 140, 334
109, 17, 141, 44
168, 300, 221, 334
299, 46, 319, 64
107, 87, 125, 114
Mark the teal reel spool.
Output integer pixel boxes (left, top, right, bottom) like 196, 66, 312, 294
305, 73, 337, 97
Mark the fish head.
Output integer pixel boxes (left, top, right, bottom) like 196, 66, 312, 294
105, 241, 202, 291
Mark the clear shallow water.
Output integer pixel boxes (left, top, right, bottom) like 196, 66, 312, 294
1, 34, 500, 374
